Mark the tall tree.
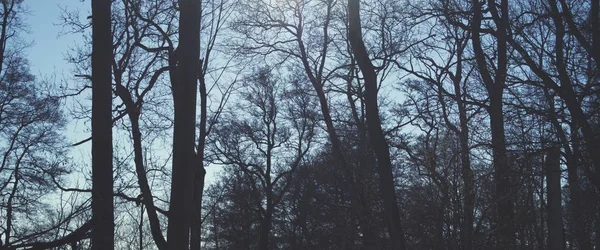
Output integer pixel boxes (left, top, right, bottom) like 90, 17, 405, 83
167, 0, 201, 249
91, 0, 114, 249
347, 0, 406, 249
471, 0, 515, 248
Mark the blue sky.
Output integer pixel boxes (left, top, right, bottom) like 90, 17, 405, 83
22, 1, 223, 184
24, 1, 92, 160
21, 0, 225, 183
25, 1, 86, 77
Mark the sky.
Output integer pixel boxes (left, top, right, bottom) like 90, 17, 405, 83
25, 0, 86, 77
22, 1, 222, 185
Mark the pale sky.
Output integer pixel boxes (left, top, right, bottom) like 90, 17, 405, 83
25, 0, 86, 77
23, 1, 222, 185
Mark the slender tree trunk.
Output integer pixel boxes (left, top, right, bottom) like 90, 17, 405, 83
190, 168, 206, 250
91, 0, 114, 248
0, 0, 16, 74
167, 0, 201, 249
190, 64, 208, 250
546, 146, 565, 250
292, 1, 379, 246
115, 83, 167, 249
538, 175, 546, 249
347, 0, 406, 249
458, 100, 475, 250
4, 152, 23, 246
450, 42, 475, 250
298, 29, 377, 250
139, 204, 144, 250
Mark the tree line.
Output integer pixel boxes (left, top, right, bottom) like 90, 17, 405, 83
0, 0, 598, 249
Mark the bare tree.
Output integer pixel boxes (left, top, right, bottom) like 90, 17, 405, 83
347, 0, 406, 248
470, 0, 515, 248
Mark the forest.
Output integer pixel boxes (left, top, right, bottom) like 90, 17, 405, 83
0, 0, 599, 249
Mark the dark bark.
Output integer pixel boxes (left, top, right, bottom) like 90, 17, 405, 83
546, 89, 590, 249
347, 0, 406, 249
471, 0, 515, 248
548, 0, 600, 192
295, 1, 377, 247
346, 63, 379, 248
114, 84, 167, 249
568, 130, 591, 249
190, 61, 208, 250
556, 0, 600, 72
446, 36, 475, 250
91, 0, 114, 248
546, 146, 564, 250
259, 119, 275, 250
457, 76, 475, 250
301, 61, 376, 249
167, 0, 201, 249
259, 184, 273, 250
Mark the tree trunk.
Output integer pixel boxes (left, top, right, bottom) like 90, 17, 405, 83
297, 21, 378, 250
260, 191, 273, 250
472, 0, 515, 248
190, 168, 206, 250
91, 0, 114, 248
489, 89, 515, 249
347, 0, 406, 249
115, 83, 167, 249
167, 0, 201, 249
566, 122, 592, 249
458, 97, 475, 250
346, 64, 379, 248
546, 146, 565, 250
548, 0, 600, 192
450, 40, 475, 250
190, 62, 208, 250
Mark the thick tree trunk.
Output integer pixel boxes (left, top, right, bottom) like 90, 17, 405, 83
566, 122, 592, 249
548, 0, 600, 192
347, 0, 406, 249
472, 0, 515, 248
259, 192, 273, 250
91, 0, 114, 249
346, 66, 379, 248
546, 146, 565, 250
489, 90, 515, 249
167, 0, 201, 249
